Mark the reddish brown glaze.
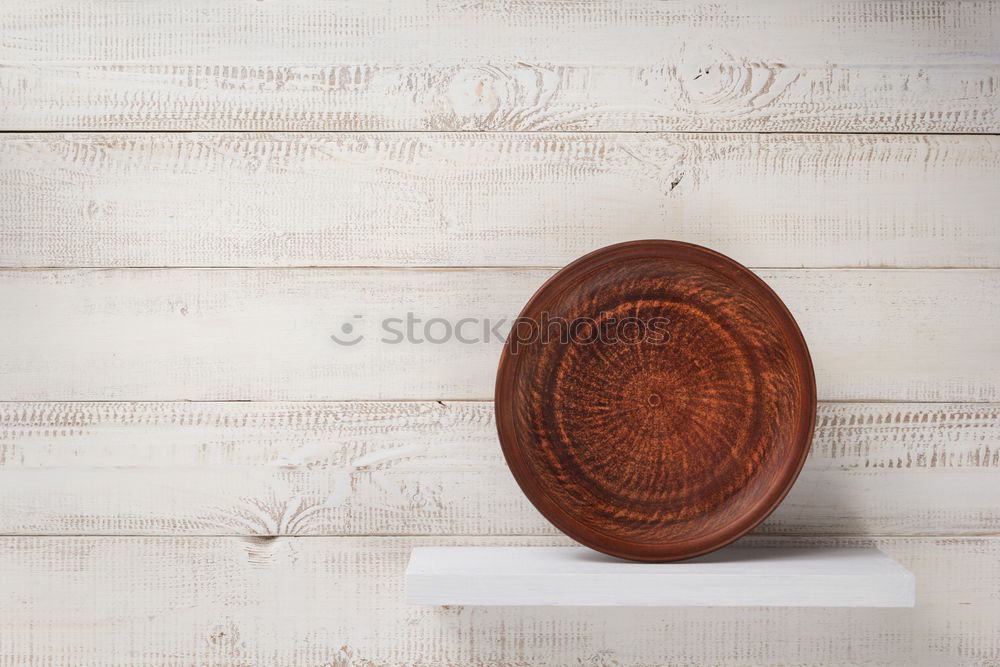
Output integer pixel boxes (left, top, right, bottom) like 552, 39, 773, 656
495, 241, 816, 562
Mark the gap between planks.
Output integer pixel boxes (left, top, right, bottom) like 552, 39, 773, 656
1, 399, 997, 404
1, 399, 999, 404
2, 130, 1000, 135
0, 533, 995, 538
0, 267, 997, 271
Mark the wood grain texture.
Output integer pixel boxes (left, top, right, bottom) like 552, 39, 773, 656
0, 401, 995, 536
1, 0, 997, 661
1, 1, 997, 131
0, 268, 996, 402
3, 132, 999, 268
496, 241, 816, 561
0, 535, 996, 665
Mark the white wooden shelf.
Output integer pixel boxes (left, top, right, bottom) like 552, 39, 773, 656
406, 546, 915, 607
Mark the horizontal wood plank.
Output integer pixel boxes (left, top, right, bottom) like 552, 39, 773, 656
1, 1, 997, 131
0, 402, 996, 536
3, 133, 999, 268
0, 269, 996, 402
0, 535, 996, 665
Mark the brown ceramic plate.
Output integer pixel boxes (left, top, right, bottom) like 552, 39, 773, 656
495, 240, 816, 562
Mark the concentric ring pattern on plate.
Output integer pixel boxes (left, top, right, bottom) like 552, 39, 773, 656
495, 241, 816, 562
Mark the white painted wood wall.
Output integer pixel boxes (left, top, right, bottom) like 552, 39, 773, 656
0, 1, 997, 664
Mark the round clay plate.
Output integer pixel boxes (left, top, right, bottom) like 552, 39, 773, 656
495, 240, 816, 562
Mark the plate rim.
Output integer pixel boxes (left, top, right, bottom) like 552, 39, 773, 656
494, 240, 817, 562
